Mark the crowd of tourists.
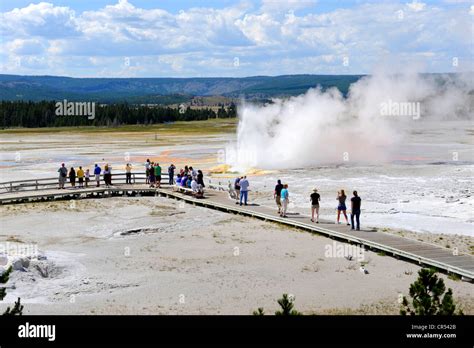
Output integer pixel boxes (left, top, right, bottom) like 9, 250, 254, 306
271, 181, 362, 231
144, 160, 206, 195
232, 176, 362, 230
57, 162, 118, 189
58, 162, 361, 229
58, 160, 206, 195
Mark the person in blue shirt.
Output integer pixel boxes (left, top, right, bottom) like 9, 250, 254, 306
187, 175, 192, 188
168, 164, 176, 185
280, 184, 289, 217
233, 177, 241, 203
94, 164, 101, 187
239, 176, 249, 206
175, 174, 182, 185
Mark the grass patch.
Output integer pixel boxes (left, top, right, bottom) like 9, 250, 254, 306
6, 236, 23, 243
448, 274, 461, 282
0, 118, 237, 135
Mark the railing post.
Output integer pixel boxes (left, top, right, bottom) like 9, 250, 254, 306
133, 174, 136, 184
10, 182, 12, 192
36, 180, 38, 190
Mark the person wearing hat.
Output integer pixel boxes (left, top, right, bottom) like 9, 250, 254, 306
310, 188, 321, 223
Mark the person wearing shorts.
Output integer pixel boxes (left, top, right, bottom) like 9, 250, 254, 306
58, 163, 67, 189
234, 177, 241, 203
85, 169, 90, 188
94, 164, 101, 187
336, 189, 350, 225
154, 163, 162, 188
310, 188, 320, 223
77, 166, 84, 188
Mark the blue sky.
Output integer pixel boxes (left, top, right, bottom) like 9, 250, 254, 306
0, 0, 472, 77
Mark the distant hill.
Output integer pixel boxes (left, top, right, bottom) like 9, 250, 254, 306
0, 74, 364, 104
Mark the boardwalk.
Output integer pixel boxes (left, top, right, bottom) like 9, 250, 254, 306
1, 177, 473, 281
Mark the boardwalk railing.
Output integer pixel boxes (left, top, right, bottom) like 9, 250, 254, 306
0, 173, 169, 194
0, 174, 244, 196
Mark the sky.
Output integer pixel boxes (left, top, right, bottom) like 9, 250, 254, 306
0, 0, 472, 77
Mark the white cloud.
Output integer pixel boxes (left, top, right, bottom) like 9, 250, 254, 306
0, 2, 78, 38
5, 39, 45, 55
407, 1, 427, 12
0, 0, 471, 77
261, 0, 317, 12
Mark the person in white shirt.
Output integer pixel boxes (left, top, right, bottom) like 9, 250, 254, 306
145, 159, 151, 184
190, 166, 197, 180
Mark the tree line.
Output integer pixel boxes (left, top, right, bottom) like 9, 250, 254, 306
0, 101, 237, 128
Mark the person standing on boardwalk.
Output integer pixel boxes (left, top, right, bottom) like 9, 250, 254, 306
197, 170, 205, 188
94, 164, 101, 187
274, 179, 283, 214
280, 184, 289, 218
145, 159, 151, 184
350, 191, 362, 231
155, 163, 162, 188
103, 164, 111, 187
233, 177, 241, 203
310, 188, 320, 223
108, 164, 113, 186
149, 163, 156, 188
168, 164, 176, 185
77, 166, 84, 188
69, 167, 76, 188
336, 189, 350, 225
85, 169, 90, 188
58, 163, 67, 189
125, 163, 132, 184
239, 176, 249, 206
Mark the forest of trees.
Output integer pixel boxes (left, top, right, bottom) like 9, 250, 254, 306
0, 101, 237, 128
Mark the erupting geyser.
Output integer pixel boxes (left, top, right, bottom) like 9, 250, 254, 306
226, 71, 473, 171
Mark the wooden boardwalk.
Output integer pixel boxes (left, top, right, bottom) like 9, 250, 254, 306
1, 181, 473, 281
